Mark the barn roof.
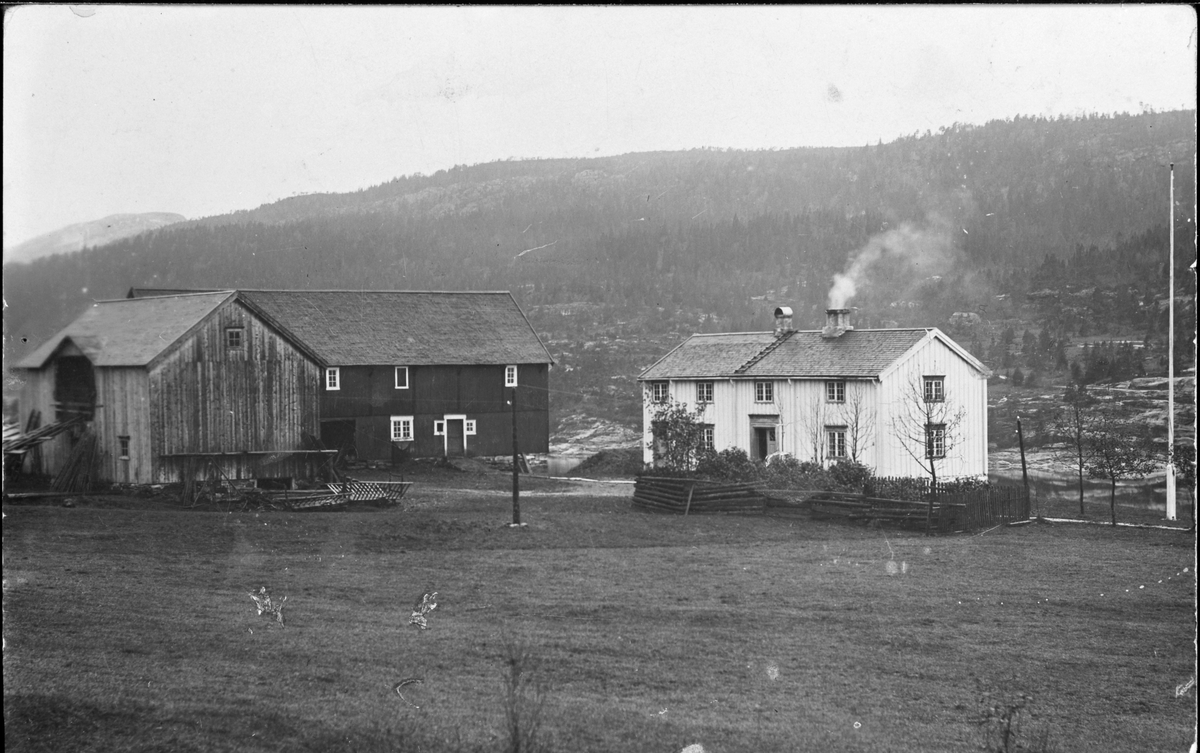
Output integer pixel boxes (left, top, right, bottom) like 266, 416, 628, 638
236, 290, 554, 366
638, 327, 986, 380
15, 292, 236, 369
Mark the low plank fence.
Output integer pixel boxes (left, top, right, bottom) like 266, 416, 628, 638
632, 475, 766, 514
766, 484, 1029, 533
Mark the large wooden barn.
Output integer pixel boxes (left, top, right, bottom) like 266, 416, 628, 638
233, 290, 556, 462
13, 291, 324, 485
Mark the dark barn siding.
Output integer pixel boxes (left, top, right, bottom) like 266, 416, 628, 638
322, 363, 549, 460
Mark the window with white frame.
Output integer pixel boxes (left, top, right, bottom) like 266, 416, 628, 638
754, 381, 774, 403
325, 367, 340, 390
826, 380, 845, 403
391, 415, 414, 442
225, 327, 244, 349
505, 365, 518, 387
826, 426, 848, 459
700, 425, 715, 452
696, 381, 714, 403
924, 376, 945, 403
465, 420, 477, 435
651, 381, 669, 403
434, 420, 445, 436
395, 366, 409, 389
926, 423, 946, 458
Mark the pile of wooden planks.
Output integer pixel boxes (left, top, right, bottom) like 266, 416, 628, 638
632, 475, 766, 514
51, 429, 100, 493
2, 415, 83, 454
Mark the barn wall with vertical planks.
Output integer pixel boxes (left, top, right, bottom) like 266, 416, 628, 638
14, 360, 69, 475
93, 368, 151, 483
148, 298, 321, 483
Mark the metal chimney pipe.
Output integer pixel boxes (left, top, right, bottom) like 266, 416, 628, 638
773, 306, 794, 336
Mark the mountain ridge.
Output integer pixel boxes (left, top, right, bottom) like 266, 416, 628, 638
4, 212, 186, 265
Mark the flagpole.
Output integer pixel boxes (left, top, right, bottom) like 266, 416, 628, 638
1166, 163, 1176, 521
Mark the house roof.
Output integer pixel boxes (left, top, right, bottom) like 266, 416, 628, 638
638, 327, 985, 380
15, 292, 237, 369
235, 290, 554, 366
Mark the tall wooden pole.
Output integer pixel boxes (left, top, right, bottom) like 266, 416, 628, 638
1016, 416, 1031, 518
511, 386, 521, 526
1166, 163, 1177, 521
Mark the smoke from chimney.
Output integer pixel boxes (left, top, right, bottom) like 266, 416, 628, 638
826, 216, 958, 310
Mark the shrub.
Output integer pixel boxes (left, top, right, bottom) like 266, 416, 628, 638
695, 447, 759, 482
828, 460, 872, 490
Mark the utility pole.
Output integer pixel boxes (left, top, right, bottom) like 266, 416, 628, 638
1017, 416, 1032, 518
1166, 163, 1177, 521
511, 386, 521, 526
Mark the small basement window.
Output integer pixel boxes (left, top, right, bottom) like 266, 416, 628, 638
225, 327, 244, 349
434, 420, 445, 436
395, 366, 409, 389
118, 435, 131, 460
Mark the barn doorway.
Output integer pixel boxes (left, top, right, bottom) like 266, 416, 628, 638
320, 419, 358, 462
54, 355, 96, 422
444, 418, 465, 457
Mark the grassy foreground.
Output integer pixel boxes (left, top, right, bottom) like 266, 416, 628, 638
3, 489, 1196, 752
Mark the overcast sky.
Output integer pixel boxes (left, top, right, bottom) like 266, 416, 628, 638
3, 5, 1196, 248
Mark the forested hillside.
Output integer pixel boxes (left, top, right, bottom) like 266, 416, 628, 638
4, 110, 1195, 428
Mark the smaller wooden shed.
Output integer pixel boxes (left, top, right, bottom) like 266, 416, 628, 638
13, 291, 325, 485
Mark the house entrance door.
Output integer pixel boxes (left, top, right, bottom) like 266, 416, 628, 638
749, 414, 779, 460
445, 418, 465, 457
753, 426, 777, 459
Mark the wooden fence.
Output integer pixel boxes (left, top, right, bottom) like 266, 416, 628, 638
781, 484, 1029, 533
632, 476, 766, 514
634, 474, 1030, 533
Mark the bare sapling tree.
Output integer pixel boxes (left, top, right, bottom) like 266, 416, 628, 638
649, 398, 708, 472
1051, 383, 1097, 516
891, 373, 968, 533
796, 388, 827, 464
1082, 412, 1162, 526
840, 381, 876, 464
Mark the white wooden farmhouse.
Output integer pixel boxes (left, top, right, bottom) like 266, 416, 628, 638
638, 308, 992, 479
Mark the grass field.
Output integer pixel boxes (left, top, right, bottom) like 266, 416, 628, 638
3, 478, 1196, 752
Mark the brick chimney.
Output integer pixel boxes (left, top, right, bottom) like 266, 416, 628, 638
773, 306, 794, 336
821, 308, 854, 339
